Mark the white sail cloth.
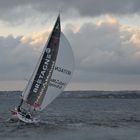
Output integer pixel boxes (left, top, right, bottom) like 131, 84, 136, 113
22, 33, 74, 110
41, 33, 74, 110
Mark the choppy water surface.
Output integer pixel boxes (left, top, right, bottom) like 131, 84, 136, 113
0, 91, 140, 140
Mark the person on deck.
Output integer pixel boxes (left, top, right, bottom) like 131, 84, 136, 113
26, 114, 31, 119
17, 106, 21, 112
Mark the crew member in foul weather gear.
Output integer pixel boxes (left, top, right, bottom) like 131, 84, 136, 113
17, 106, 21, 112
26, 113, 31, 119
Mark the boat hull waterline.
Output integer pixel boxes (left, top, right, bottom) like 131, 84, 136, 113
11, 108, 40, 124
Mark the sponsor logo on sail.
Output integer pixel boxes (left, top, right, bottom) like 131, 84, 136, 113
55, 66, 71, 75
33, 48, 51, 93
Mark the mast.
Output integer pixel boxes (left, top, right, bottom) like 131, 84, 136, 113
21, 15, 61, 110
18, 99, 23, 109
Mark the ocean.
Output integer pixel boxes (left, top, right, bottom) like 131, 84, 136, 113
0, 91, 140, 140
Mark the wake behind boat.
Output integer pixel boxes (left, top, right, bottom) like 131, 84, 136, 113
11, 15, 74, 124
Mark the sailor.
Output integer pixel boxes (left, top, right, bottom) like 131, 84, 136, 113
17, 106, 21, 112
17, 98, 23, 113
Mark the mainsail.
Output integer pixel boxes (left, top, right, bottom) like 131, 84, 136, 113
23, 15, 61, 109
21, 15, 74, 111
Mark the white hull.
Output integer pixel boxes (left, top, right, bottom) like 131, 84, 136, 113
11, 108, 40, 124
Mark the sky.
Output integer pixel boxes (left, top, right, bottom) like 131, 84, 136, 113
1, 0, 140, 91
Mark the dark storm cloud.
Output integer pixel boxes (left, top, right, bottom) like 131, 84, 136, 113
0, 0, 140, 22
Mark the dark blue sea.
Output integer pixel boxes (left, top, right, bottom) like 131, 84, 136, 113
0, 90, 140, 140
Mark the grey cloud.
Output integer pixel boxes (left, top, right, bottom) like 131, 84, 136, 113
0, 0, 140, 22
1, 17, 140, 89
64, 20, 140, 75
0, 35, 39, 80
72, 70, 140, 85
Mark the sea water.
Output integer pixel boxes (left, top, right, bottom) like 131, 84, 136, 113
0, 91, 140, 140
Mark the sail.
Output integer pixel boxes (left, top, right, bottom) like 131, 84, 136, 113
23, 15, 61, 109
40, 33, 74, 110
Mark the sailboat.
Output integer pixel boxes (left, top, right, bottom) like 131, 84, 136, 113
11, 15, 74, 123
